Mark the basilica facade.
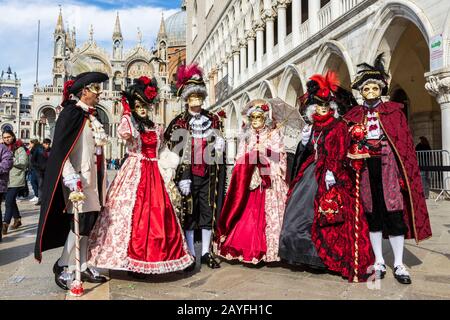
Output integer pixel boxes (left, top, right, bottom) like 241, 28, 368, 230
185, 0, 450, 161
32, 7, 187, 159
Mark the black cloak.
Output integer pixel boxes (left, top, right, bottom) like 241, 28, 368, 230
34, 101, 88, 262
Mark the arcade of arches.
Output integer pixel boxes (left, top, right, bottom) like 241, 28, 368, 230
221, 16, 444, 154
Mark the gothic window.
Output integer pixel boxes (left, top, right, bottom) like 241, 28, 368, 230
55, 37, 64, 56
5, 104, 11, 115
113, 40, 121, 59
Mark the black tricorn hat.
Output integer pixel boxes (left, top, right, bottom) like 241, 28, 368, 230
69, 72, 109, 95
351, 53, 390, 95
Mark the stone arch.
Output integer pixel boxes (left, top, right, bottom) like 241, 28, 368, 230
278, 64, 306, 107
314, 40, 354, 89
125, 58, 155, 80
37, 106, 57, 140
361, 0, 434, 64
95, 105, 112, 135
369, 9, 441, 148
257, 80, 276, 99
1, 123, 13, 132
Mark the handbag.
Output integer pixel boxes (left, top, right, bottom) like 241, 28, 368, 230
318, 187, 345, 227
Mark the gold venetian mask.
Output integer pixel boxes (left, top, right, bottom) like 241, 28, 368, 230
250, 111, 266, 130
315, 104, 331, 116
361, 82, 382, 101
187, 93, 204, 108
134, 100, 150, 118
86, 83, 103, 95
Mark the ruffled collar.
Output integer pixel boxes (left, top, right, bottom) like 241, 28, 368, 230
312, 110, 336, 130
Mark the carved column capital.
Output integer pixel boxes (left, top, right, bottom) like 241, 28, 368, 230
425, 70, 450, 106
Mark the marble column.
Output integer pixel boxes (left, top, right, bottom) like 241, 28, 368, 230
233, 48, 240, 87
277, 2, 287, 56
265, 14, 275, 62
426, 69, 450, 189
256, 23, 264, 72
292, 0, 301, 44
240, 41, 247, 83
247, 31, 256, 77
227, 55, 234, 88
308, 0, 320, 36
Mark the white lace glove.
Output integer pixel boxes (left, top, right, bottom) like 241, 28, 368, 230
214, 136, 225, 153
301, 125, 312, 146
63, 173, 81, 192
179, 179, 192, 196
325, 170, 336, 190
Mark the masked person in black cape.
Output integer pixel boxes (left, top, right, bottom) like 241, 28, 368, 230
164, 63, 226, 271
34, 72, 109, 290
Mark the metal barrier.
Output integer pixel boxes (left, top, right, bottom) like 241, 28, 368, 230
416, 150, 450, 201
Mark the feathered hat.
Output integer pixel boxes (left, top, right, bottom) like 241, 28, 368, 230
176, 63, 208, 101
351, 53, 390, 95
299, 71, 340, 112
121, 76, 159, 115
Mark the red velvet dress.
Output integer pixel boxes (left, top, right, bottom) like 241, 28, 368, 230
88, 121, 193, 274
127, 131, 190, 271
283, 113, 374, 282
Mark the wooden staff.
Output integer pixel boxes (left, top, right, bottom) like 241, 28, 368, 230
69, 192, 85, 297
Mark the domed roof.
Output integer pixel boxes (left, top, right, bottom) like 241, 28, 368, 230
165, 11, 186, 47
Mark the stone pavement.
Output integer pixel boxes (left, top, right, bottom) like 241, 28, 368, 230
0, 183, 449, 300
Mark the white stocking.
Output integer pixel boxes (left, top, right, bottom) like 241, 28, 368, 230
202, 229, 212, 256
185, 230, 195, 257
369, 232, 385, 265
59, 231, 76, 267
79, 236, 89, 272
389, 235, 405, 268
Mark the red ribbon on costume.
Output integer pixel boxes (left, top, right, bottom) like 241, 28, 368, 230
121, 96, 131, 116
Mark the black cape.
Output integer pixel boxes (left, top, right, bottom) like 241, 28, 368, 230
34, 101, 88, 262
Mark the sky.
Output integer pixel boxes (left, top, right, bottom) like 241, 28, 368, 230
0, 0, 181, 96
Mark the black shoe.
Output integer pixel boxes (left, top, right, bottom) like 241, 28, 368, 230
369, 263, 386, 279
35, 201, 41, 206
81, 268, 107, 283
54, 272, 70, 290
201, 253, 221, 269
53, 260, 67, 275
394, 265, 412, 285
184, 259, 196, 273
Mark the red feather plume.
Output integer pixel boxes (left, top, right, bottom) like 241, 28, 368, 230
62, 80, 75, 103
176, 63, 204, 89
309, 71, 340, 99
310, 71, 340, 92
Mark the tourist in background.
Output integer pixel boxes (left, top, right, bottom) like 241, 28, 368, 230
0, 142, 13, 242
415, 136, 432, 199
2, 130, 29, 235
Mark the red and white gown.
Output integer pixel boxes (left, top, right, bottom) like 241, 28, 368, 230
87, 115, 193, 274
214, 127, 288, 264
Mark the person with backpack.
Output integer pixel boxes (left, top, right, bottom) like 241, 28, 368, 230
2, 129, 29, 235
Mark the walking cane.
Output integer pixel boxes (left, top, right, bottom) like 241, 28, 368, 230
347, 124, 370, 283
68, 189, 86, 297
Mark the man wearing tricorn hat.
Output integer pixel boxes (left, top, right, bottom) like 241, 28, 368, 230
164, 63, 226, 271
34, 71, 109, 290
345, 53, 432, 284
